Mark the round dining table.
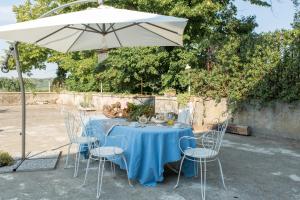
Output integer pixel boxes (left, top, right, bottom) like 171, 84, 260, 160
83, 117, 196, 186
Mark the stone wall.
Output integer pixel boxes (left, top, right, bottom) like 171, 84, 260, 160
154, 96, 228, 130
232, 102, 300, 140
0, 92, 59, 105
57, 92, 154, 111
0, 92, 299, 140
154, 96, 300, 140
155, 96, 178, 113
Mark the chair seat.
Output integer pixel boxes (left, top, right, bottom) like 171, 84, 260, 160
74, 136, 98, 144
90, 147, 124, 157
184, 148, 218, 159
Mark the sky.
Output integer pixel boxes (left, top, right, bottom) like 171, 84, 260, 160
0, 0, 296, 79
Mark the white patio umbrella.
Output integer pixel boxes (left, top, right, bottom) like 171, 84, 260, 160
0, 1, 188, 161
0, 5, 187, 53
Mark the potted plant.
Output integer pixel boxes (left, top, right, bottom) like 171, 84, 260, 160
79, 92, 96, 111
0, 151, 14, 167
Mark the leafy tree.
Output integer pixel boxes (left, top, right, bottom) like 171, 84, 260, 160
95, 0, 263, 93
192, 30, 300, 107
293, 0, 300, 28
100, 47, 169, 94
10, 0, 270, 92
0, 78, 36, 92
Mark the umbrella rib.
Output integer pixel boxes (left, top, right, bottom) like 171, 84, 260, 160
83, 24, 104, 35
96, 23, 103, 32
66, 27, 87, 53
110, 24, 122, 47
106, 23, 139, 34
106, 23, 115, 33
145, 23, 181, 35
40, 31, 81, 47
68, 27, 98, 34
137, 24, 181, 46
35, 25, 69, 44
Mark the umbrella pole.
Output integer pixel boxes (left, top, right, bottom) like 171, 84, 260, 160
1, 0, 105, 162
11, 43, 26, 160
0, 0, 109, 164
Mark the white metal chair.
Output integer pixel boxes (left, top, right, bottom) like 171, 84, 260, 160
63, 111, 98, 177
82, 128, 132, 199
174, 119, 229, 200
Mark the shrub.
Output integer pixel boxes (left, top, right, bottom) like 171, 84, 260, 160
0, 151, 14, 167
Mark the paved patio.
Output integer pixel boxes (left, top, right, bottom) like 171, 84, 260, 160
0, 105, 299, 200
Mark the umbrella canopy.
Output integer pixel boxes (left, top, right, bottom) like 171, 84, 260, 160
0, 5, 187, 53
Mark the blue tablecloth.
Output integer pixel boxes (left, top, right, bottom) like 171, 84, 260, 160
83, 118, 196, 186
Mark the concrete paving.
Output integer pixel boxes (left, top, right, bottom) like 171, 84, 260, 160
0, 105, 300, 200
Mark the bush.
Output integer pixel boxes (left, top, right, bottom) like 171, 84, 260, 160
192, 30, 300, 108
0, 151, 14, 167
0, 78, 36, 92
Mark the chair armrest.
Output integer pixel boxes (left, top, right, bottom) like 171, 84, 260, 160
178, 136, 202, 155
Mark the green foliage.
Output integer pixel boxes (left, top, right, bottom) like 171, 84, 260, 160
192, 30, 300, 108
294, 0, 300, 29
0, 151, 14, 167
0, 78, 36, 92
12, 0, 264, 93
177, 93, 191, 107
52, 67, 67, 88
99, 47, 169, 94
10, 0, 300, 110
49, 51, 100, 92
126, 103, 155, 121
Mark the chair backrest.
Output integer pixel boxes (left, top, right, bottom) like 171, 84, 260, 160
178, 118, 228, 160
203, 118, 229, 154
63, 111, 81, 143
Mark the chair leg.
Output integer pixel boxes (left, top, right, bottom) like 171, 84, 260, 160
113, 162, 116, 176
200, 159, 204, 200
97, 158, 106, 199
64, 143, 72, 169
83, 156, 91, 186
194, 160, 199, 178
217, 158, 227, 190
203, 159, 206, 200
73, 148, 78, 177
199, 159, 207, 200
110, 161, 116, 177
122, 155, 133, 187
74, 145, 81, 177
194, 162, 197, 178
174, 155, 186, 189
